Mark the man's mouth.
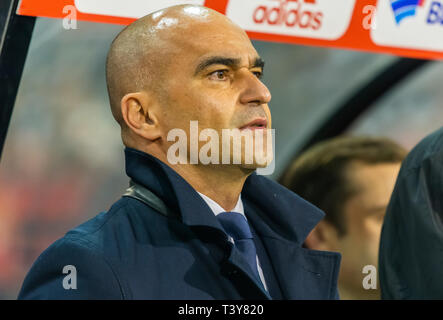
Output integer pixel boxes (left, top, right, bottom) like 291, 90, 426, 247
239, 118, 268, 131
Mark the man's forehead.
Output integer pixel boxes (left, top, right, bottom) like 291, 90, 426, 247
152, 10, 252, 51
132, 6, 259, 72
167, 29, 258, 65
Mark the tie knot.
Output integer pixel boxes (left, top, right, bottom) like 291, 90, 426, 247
216, 211, 253, 240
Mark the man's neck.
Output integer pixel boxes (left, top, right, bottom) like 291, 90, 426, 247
129, 145, 252, 211
171, 163, 251, 211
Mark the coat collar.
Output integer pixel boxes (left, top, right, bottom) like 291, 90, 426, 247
125, 147, 222, 232
124, 147, 324, 245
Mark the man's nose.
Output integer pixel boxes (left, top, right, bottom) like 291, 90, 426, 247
238, 70, 272, 106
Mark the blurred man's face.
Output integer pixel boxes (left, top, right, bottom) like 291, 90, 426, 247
338, 161, 401, 299
155, 9, 272, 168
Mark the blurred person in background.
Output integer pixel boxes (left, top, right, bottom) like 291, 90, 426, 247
379, 127, 443, 299
281, 136, 407, 299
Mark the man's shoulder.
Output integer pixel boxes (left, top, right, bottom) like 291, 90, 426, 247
17, 228, 126, 299
65, 196, 166, 247
65, 197, 131, 242
402, 126, 443, 172
18, 196, 166, 299
30, 196, 163, 272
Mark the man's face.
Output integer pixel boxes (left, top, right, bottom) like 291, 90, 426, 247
337, 161, 401, 298
153, 11, 272, 168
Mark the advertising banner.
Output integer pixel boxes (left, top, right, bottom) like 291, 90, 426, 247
17, 0, 443, 60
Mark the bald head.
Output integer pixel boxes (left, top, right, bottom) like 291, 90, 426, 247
105, 5, 247, 128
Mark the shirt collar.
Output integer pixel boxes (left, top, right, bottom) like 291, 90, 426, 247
197, 192, 246, 218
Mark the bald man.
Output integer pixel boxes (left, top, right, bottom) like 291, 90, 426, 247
18, 5, 340, 300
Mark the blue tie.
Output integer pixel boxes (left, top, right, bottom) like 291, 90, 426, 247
216, 211, 262, 284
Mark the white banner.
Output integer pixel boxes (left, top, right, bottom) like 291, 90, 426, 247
226, 0, 357, 40
371, 0, 443, 51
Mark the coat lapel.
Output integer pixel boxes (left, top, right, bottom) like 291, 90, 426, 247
258, 236, 341, 299
243, 174, 341, 299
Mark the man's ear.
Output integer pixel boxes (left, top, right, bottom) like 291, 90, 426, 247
304, 220, 340, 251
120, 91, 162, 141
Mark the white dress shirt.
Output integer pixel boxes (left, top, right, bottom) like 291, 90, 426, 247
197, 192, 268, 291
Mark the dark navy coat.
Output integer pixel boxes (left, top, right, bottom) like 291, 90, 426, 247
18, 148, 341, 300
379, 127, 443, 299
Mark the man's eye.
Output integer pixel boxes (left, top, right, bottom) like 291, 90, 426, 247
209, 70, 228, 81
253, 71, 263, 79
